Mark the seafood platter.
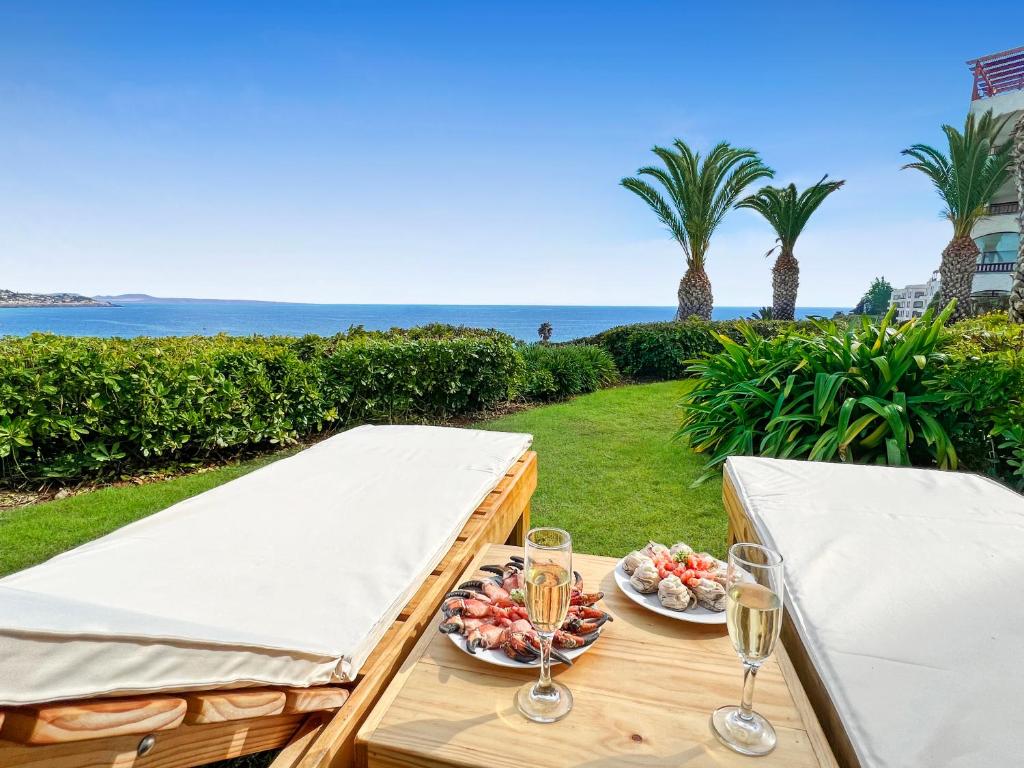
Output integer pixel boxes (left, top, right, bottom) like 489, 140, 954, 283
614, 540, 729, 624
438, 555, 610, 668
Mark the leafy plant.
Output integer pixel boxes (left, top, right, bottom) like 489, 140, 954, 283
677, 304, 958, 484
992, 414, 1024, 491
902, 110, 1014, 320
929, 313, 1024, 485
737, 176, 844, 320
518, 344, 618, 401
621, 140, 773, 320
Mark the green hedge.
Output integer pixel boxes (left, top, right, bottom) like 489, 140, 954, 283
0, 329, 523, 484
518, 344, 619, 401
931, 314, 1024, 489
578, 319, 821, 380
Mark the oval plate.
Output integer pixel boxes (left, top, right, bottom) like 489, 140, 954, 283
443, 626, 601, 668
613, 557, 727, 624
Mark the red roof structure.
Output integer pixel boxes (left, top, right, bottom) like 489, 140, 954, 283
967, 46, 1024, 100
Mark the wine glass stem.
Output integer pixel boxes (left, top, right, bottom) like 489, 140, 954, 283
739, 662, 759, 721
537, 632, 554, 692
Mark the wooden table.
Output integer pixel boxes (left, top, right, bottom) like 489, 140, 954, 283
356, 544, 837, 767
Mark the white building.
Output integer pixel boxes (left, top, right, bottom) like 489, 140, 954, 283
891, 271, 941, 321
966, 47, 1023, 308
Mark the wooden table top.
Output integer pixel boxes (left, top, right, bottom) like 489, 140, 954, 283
356, 544, 837, 768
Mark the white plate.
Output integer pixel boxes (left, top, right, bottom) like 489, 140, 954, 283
443, 626, 600, 668
613, 557, 727, 624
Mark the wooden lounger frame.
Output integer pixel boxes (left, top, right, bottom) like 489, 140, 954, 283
723, 473, 860, 768
0, 450, 537, 768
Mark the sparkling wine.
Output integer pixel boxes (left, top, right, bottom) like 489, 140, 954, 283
726, 582, 782, 663
525, 563, 571, 633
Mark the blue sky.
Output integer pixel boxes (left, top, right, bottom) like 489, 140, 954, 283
2, 2, 1021, 306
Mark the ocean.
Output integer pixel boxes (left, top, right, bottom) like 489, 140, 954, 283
0, 303, 846, 343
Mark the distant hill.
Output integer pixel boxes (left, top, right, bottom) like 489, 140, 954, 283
1, 289, 111, 308
93, 293, 288, 305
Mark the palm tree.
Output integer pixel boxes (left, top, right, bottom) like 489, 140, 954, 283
621, 140, 773, 320
1010, 114, 1024, 324
902, 109, 1014, 321
736, 176, 845, 320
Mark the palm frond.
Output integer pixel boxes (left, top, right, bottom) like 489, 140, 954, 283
902, 109, 1014, 237
737, 175, 844, 251
620, 176, 688, 251
622, 139, 771, 270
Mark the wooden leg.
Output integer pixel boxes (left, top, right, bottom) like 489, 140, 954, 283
506, 502, 530, 547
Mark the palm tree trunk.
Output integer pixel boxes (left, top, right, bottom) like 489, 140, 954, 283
676, 266, 713, 321
939, 236, 979, 322
771, 250, 799, 321
1010, 114, 1024, 324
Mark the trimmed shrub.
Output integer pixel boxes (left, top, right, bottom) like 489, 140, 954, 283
930, 314, 1024, 488
677, 306, 957, 484
0, 330, 522, 484
518, 344, 619, 401
579, 319, 821, 380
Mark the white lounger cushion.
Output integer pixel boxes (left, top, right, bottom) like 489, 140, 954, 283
0, 425, 531, 706
726, 457, 1024, 768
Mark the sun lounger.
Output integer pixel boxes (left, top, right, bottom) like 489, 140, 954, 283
0, 425, 537, 767
724, 456, 1024, 768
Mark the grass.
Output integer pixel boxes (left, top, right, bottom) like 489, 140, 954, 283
0, 381, 726, 576
479, 380, 725, 557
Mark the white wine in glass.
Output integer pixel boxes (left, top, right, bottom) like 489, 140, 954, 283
515, 527, 573, 723
711, 543, 785, 756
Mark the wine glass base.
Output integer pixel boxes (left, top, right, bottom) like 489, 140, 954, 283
710, 705, 777, 756
515, 680, 573, 723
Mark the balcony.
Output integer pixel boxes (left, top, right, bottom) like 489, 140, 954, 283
987, 201, 1020, 216
977, 262, 1015, 273
968, 46, 1024, 100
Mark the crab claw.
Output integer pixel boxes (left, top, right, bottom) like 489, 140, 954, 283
563, 614, 611, 633
445, 589, 489, 602
573, 570, 584, 587
509, 555, 525, 565
479, 564, 506, 577
439, 615, 465, 634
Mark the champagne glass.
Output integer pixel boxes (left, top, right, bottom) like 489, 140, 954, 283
711, 542, 785, 756
515, 527, 573, 723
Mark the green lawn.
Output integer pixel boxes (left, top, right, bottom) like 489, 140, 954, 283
479, 380, 725, 557
0, 381, 725, 577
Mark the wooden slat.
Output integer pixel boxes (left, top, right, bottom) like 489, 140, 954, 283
282, 687, 351, 714
0, 697, 187, 745
397, 575, 440, 619
724, 476, 856, 768
183, 689, 285, 725
0, 713, 304, 768
271, 713, 331, 768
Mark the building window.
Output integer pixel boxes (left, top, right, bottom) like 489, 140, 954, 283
913, 301, 923, 308
975, 231, 1020, 264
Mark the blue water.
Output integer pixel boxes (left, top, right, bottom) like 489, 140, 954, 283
0, 303, 846, 343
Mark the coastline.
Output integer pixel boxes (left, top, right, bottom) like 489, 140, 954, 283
0, 302, 114, 309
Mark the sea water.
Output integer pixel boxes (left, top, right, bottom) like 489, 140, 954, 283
0, 303, 845, 343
